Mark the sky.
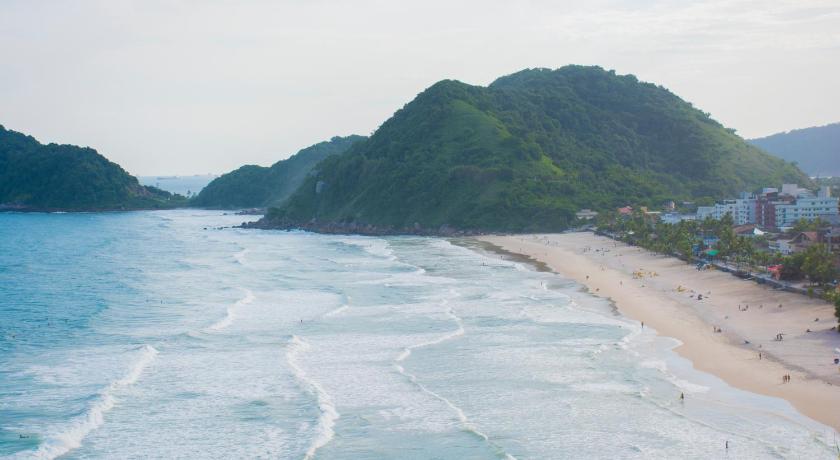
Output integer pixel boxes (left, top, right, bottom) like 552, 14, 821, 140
1, 0, 839, 176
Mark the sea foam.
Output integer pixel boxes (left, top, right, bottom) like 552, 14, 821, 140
206, 288, 255, 331
29, 345, 158, 460
233, 248, 249, 265
393, 307, 516, 460
286, 335, 339, 460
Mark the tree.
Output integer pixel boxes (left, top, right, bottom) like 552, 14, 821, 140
800, 244, 837, 285
779, 252, 806, 280
791, 218, 829, 233
835, 296, 840, 329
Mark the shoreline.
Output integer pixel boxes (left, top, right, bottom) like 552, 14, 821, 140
479, 232, 840, 433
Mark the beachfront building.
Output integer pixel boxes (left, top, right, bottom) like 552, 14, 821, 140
698, 184, 839, 230
769, 231, 826, 255
769, 197, 839, 228
660, 213, 696, 225
695, 195, 756, 225
733, 224, 765, 237
575, 209, 599, 220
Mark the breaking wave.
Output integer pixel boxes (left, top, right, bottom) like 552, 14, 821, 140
30, 345, 158, 460
286, 335, 339, 460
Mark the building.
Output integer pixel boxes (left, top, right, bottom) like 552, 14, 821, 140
575, 209, 599, 220
769, 232, 826, 255
733, 224, 765, 237
698, 184, 839, 230
695, 198, 756, 225
660, 213, 696, 225
770, 196, 838, 228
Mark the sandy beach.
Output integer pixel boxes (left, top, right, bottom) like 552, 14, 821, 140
480, 232, 840, 432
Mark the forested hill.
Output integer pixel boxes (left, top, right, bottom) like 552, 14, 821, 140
0, 125, 182, 211
254, 66, 808, 234
749, 123, 840, 176
191, 135, 365, 209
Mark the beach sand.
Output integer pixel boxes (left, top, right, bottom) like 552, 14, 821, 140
480, 232, 840, 432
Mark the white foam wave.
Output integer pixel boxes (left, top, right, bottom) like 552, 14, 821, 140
206, 289, 254, 331
640, 359, 710, 394
286, 335, 339, 460
361, 239, 396, 260
323, 304, 349, 318
394, 309, 515, 459
396, 310, 465, 364
617, 325, 644, 350
338, 238, 397, 261
31, 345, 158, 460
233, 249, 249, 265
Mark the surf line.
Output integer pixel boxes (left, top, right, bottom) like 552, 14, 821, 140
206, 288, 255, 332
33, 345, 159, 460
394, 308, 517, 460
233, 248, 249, 265
323, 293, 352, 319
323, 304, 349, 318
286, 335, 339, 460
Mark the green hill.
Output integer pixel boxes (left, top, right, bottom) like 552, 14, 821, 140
749, 123, 840, 176
256, 66, 808, 234
191, 135, 365, 209
0, 125, 183, 211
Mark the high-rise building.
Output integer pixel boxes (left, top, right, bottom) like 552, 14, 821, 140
696, 184, 839, 230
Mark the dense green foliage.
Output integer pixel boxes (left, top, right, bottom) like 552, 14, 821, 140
790, 218, 831, 233
267, 66, 808, 232
600, 212, 838, 286
191, 135, 364, 208
750, 123, 840, 176
781, 245, 838, 285
835, 296, 840, 327
0, 125, 182, 210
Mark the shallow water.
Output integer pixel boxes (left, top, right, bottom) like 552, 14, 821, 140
0, 210, 836, 459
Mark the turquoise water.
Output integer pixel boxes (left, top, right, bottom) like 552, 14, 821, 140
0, 210, 837, 459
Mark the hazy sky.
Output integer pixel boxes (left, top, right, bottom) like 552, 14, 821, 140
1, 1, 839, 175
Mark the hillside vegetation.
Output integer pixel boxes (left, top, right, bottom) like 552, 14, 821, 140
260, 66, 808, 233
191, 135, 365, 208
0, 125, 182, 211
749, 123, 840, 176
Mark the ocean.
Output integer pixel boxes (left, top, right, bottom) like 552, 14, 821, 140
137, 175, 217, 197
0, 210, 836, 459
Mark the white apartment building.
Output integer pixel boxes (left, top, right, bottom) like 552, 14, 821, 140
772, 196, 839, 228
695, 198, 756, 225
660, 213, 696, 224
694, 184, 838, 229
